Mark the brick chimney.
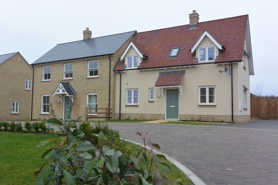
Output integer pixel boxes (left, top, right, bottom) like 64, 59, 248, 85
189, 10, 199, 25
83, 27, 92, 40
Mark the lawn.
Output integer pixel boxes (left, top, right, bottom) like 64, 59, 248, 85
0, 132, 59, 185
0, 132, 193, 185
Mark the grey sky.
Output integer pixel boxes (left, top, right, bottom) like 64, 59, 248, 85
1, 0, 277, 95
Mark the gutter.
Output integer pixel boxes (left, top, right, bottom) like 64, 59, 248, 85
230, 62, 234, 123
31, 65, 34, 120
108, 55, 112, 120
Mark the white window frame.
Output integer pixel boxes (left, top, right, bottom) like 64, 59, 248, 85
87, 93, 98, 115
64, 63, 73, 79
126, 89, 139, 105
41, 95, 50, 114
42, 66, 51, 81
88, 61, 98, 78
126, 55, 139, 69
198, 46, 216, 62
25, 80, 32, 90
149, 88, 155, 101
199, 86, 216, 105
11, 102, 19, 114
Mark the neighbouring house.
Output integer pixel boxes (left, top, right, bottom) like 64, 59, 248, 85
0, 52, 32, 120
114, 11, 254, 123
31, 28, 136, 121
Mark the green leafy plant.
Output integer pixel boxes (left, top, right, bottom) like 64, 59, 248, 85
33, 122, 40, 133
2, 122, 9, 131
25, 122, 32, 132
15, 123, 23, 132
9, 122, 16, 132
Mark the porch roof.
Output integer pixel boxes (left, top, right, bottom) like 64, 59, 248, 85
53, 82, 76, 96
155, 71, 185, 87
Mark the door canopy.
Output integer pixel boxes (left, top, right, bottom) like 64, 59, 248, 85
53, 82, 76, 103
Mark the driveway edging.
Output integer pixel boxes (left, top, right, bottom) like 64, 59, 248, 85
123, 138, 207, 185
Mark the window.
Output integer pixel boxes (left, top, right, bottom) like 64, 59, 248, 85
169, 47, 180, 58
25, 80, 32, 90
64, 63, 73, 79
199, 86, 216, 105
199, 46, 215, 62
87, 93, 97, 114
42, 66, 51, 81
11, 102, 19, 114
126, 56, 139, 69
149, 88, 154, 101
88, 61, 98, 77
126, 89, 139, 105
41, 95, 50, 114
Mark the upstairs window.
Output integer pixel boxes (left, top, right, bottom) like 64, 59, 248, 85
199, 46, 215, 62
42, 66, 51, 81
25, 80, 32, 90
64, 63, 73, 79
127, 56, 139, 69
169, 47, 180, 58
88, 61, 98, 77
199, 86, 216, 105
11, 102, 19, 114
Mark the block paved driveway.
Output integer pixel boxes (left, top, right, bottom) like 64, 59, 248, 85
108, 120, 278, 185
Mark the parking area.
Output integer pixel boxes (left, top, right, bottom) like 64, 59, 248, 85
109, 120, 278, 185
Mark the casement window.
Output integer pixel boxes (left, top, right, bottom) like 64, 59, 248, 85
149, 88, 154, 101
169, 47, 180, 58
41, 95, 50, 114
126, 56, 139, 69
87, 93, 97, 114
88, 61, 98, 77
199, 46, 215, 62
42, 66, 51, 81
64, 63, 73, 79
11, 102, 19, 114
126, 89, 139, 105
25, 80, 32, 90
199, 86, 216, 105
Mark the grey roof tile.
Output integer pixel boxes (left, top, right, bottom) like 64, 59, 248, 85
33, 31, 136, 64
0, 52, 17, 65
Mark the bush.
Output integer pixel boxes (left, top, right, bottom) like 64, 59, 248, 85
15, 124, 23, 132
24, 122, 32, 132
32, 122, 40, 133
2, 122, 9, 131
9, 122, 16, 132
39, 122, 47, 132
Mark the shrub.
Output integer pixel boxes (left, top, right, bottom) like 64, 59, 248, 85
24, 122, 32, 132
2, 122, 9, 131
39, 122, 47, 132
32, 122, 40, 133
15, 123, 23, 132
9, 122, 16, 132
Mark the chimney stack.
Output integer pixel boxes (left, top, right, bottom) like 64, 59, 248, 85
189, 10, 199, 25
83, 27, 92, 40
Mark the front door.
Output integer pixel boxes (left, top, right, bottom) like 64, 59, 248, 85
166, 89, 179, 120
64, 96, 72, 120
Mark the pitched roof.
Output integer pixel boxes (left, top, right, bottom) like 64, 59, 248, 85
155, 71, 185, 87
33, 31, 136, 65
114, 15, 249, 71
53, 82, 76, 96
0, 52, 17, 65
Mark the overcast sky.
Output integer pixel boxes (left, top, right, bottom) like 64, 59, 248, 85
1, 0, 277, 95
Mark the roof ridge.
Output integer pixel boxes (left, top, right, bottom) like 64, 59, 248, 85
57, 30, 137, 46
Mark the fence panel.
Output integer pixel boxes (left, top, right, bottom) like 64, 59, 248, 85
251, 94, 278, 119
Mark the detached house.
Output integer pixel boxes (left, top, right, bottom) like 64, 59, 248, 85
32, 29, 135, 120
114, 11, 254, 122
0, 52, 32, 120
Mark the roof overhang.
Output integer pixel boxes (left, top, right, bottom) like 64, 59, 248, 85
53, 82, 76, 103
191, 31, 224, 53
120, 42, 143, 60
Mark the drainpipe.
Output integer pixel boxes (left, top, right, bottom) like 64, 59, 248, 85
119, 72, 122, 120
108, 55, 111, 120
31, 65, 34, 120
230, 62, 234, 123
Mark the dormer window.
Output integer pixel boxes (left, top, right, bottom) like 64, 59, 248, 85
199, 46, 215, 62
169, 47, 180, 58
127, 56, 139, 69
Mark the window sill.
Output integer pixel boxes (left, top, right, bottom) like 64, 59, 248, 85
125, 104, 139, 107
25, 89, 32, 91
63, 78, 73, 80
198, 104, 216, 107
11, 113, 19, 115
40, 113, 50, 115
42, 80, 51, 82
87, 76, 99, 79
148, 100, 155, 103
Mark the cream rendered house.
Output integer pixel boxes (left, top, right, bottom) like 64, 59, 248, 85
31, 29, 135, 121
0, 52, 32, 120
114, 11, 254, 123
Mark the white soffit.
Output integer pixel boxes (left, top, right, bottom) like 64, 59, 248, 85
120, 42, 143, 60
191, 31, 223, 53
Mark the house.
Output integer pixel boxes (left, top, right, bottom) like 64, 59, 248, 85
31, 28, 136, 121
114, 11, 254, 123
0, 52, 32, 120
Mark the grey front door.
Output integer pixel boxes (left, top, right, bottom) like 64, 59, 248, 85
166, 89, 179, 119
64, 96, 72, 120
